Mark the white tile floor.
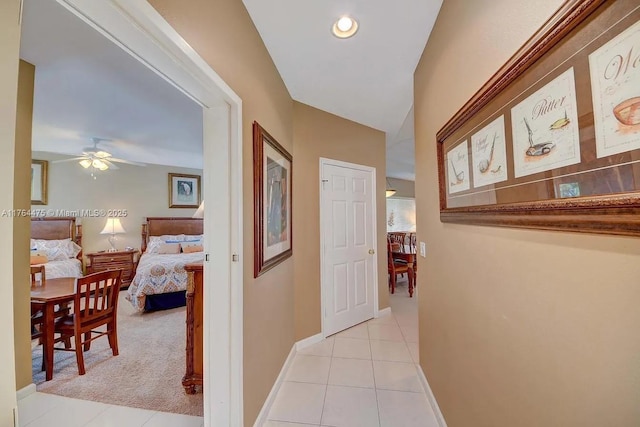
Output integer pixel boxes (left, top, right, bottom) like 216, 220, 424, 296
264, 280, 438, 427
18, 391, 204, 427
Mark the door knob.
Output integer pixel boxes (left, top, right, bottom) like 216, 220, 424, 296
368, 249, 375, 254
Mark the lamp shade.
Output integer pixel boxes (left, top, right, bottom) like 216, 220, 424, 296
100, 217, 126, 235
385, 178, 396, 198
193, 200, 205, 218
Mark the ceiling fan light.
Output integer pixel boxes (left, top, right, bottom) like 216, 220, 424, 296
95, 151, 110, 158
79, 159, 92, 168
92, 159, 108, 170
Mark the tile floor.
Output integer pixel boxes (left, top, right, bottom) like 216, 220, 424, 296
18, 280, 430, 427
18, 392, 204, 427
264, 279, 438, 427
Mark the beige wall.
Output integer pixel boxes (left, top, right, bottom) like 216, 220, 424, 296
14, 60, 35, 390
31, 151, 202, 254
1, 0, 21, 421
415, 1, 640, 426
148, 0, 295, 424
387, 177, 414, 199
292, 102, 387, 340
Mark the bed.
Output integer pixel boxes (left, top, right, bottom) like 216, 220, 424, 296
30, 217, 84, 279
126, 217, 204, 312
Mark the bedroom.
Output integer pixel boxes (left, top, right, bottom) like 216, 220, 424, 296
22, 0, 208, 417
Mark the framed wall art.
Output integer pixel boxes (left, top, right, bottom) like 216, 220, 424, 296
253, 121, 293, 277
31, 159, 48, 205
168, 173, 201, 208
436, 0, 640, 237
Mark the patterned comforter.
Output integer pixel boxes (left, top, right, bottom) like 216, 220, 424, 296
126, 252, 205, 312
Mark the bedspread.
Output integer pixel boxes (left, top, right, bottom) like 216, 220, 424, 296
33, 258, 83, 280
126, 252, 205, 311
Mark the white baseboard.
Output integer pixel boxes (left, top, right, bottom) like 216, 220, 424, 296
17, 383, 36, 401
253, 345, 296, 427
295, 333, 323, 351
417, 366, 447, 427
376, 307, 391, 318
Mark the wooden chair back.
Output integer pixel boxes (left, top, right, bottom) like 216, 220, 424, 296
388, 232, 407, 252
74, 270, 122, 330
30, 265, 46, 287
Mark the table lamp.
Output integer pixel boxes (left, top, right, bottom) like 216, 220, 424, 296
100, 217, 126, 252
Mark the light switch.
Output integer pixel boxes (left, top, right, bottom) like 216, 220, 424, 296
420, 242, 426, 257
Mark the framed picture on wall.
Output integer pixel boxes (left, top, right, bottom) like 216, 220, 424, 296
31, 159, 48, 205
168, 173, 201, 208
253, 121, 293, 277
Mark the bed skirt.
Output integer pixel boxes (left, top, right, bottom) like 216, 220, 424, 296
144, 290, 186, 312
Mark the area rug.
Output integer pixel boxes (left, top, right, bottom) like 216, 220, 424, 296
32, 291, 203, 416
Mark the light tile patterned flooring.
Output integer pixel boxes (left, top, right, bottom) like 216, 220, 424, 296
264, 280, 438, 427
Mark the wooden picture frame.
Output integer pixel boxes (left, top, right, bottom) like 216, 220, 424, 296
253, 121, 293, 277
436, 0, 640, 237
168, 173, 201, 208
31, 159, 48, 205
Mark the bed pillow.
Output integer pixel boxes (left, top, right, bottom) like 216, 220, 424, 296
182, 244, 203, 253
183, 234, 203, 241
30, 238, 81, 261
157, 243, 181, 254
146, 234, 186, 254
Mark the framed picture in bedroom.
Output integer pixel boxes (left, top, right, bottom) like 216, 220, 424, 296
436, 0, 640, 237
31, 159, 48, 205
168, 173, 201, 208
253, 121, 293, 277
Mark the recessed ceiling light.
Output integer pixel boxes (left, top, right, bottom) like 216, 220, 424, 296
332, 16, 358, 39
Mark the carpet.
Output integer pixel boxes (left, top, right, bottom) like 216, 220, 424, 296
31, 291, 203, 416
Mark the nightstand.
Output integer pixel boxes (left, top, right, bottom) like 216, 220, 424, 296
86, 249, 139, 288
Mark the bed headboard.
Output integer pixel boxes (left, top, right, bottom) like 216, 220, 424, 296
141, 217, 203, 253
31, 217, 83, 259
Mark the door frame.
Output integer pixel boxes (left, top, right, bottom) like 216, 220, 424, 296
54, 1, 244, 425
319, 157, 379, 338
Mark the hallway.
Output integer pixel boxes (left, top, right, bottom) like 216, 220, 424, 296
264, 279, 438, 426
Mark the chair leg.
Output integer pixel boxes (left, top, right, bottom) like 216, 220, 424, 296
74, 333, 86, 376
108, 320, 119, 356
390, 272, 396, 294
83, 332, 91, 351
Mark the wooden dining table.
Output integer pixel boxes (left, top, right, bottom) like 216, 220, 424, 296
391, 246, 417, 297
31, 277, 76, 381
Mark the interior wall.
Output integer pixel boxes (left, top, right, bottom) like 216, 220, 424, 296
14, 60, 35, 390
147, 1, 295, 424
415, 1, 640, 426
292, 102, 387, 341
0, 0, 21, 420
31, 151, 202, 254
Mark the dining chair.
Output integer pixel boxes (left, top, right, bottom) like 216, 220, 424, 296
387, 240, 413, 294
388, 232, 407, 252
52, 269, 122, 375
30, 265, 46, 342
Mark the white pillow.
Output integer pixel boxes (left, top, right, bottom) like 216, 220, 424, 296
146, 234, 186, 253
31, 238, 81, 261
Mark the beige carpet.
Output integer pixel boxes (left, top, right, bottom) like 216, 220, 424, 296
32, 291, 203, 416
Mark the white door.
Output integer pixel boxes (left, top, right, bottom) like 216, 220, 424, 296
321, 159, 376, 336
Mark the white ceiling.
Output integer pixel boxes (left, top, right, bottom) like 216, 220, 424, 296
20, 0, 443, 180
243, 0, 443, 180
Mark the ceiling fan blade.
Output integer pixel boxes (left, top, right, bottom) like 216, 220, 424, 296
102, 159, 119, 170
109, 157, 147, 167
51, 157, 87, 163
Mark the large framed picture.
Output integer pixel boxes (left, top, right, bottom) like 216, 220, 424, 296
168, 173, 201, 208
436, 0, 640, 237
253, 121, 292, 277
31, 159, 48, 205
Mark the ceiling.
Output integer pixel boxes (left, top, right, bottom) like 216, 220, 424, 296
20, 0, 443, 180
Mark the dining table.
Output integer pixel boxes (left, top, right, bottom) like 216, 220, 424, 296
31, 276, 76, 381
391, 245, 417, 297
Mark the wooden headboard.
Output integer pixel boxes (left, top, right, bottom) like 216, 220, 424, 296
141, 217, 203, 253
31, 217, 83, 259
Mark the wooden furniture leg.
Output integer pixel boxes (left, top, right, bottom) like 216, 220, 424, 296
408, 265, 415, 298
44, 302, 55, 381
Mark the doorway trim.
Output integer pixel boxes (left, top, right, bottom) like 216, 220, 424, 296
319, 157, 379, 338
55, 1, 244, 425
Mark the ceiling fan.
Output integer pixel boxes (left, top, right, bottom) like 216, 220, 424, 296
52, 137, 146, 171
